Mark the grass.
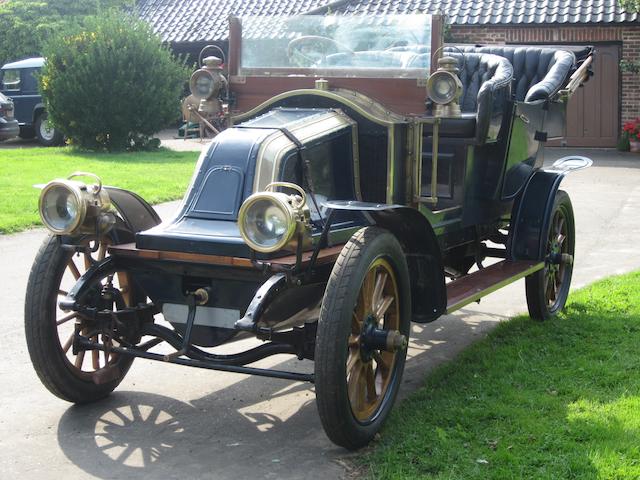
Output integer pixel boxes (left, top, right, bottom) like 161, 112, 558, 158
0, 147, 198, 233
362, 271, 640, 479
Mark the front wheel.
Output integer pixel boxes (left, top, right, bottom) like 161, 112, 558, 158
525, 190, 575, 320
25, 234, 138, 403
35, 112, 64, 146
315, 227, 411, 450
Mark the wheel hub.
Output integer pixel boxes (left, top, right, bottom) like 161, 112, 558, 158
359, 314, 407, 362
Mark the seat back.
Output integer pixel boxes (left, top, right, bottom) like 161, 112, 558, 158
449, 46, 575, 102
447, 52, 513, 113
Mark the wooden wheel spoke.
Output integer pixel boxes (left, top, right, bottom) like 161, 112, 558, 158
74, 350, 85, 369
348, 334, 360, 348
347, 351, 360, 373
351, 312, 362, 334
348, 362, 366, 412
56, 312, 77, 326
68, 258, 81, 280
84, 252, 93, 271
62, 332, 74, 354
97, 243, 108, 261
376, 295, 394, 320
91, 336, 100, 369
555, 215, 565, 237
365, 363, 376, 400
361, 270, 376, 312
373, 351, 391, 375
372, 272, 388, 312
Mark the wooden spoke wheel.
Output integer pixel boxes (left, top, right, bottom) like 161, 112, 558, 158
25, 232, 140, 403
315, 227, 411, 450
526, 190, 575, 320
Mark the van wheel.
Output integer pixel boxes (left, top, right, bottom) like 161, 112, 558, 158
35, 112, 64, 146
525, 190, 575, 320
315, 227, 411, 450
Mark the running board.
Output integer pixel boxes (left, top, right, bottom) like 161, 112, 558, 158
446, 260, 544, 314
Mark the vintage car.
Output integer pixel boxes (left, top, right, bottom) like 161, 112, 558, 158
25, 14, 593, 449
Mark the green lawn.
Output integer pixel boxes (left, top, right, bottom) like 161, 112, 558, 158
0, 147, 198, 233
362, 271, 640, 479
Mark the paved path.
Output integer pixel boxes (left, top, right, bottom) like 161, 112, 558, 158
0, 149, 638, 479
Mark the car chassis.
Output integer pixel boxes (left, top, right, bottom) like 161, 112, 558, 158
26, 14, 594, 449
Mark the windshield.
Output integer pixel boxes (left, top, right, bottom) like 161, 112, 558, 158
239, 15, 433, 78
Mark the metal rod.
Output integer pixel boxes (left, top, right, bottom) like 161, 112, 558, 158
164, 294, 197, 361
95, 343, 314, 382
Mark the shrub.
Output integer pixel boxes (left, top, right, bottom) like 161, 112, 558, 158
40, 12, 190, 150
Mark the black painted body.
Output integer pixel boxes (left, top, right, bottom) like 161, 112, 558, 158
83, 44, 591, 347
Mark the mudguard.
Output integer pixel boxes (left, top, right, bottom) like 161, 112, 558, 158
509, 156, 591, 261
324, 201, 447, 323
105, 186, 161, 234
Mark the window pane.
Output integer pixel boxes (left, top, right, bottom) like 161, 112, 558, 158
2, 70, 20, 91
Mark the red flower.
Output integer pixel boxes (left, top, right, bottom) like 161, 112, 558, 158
636, 132, 640, 140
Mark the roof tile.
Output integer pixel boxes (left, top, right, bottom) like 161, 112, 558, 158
137, 0, 639, 43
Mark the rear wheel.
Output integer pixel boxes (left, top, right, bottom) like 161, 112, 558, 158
25, 234, 138, 403
525, 190, 575, 320
315, 227, 410, 450
35, 112, 64, 146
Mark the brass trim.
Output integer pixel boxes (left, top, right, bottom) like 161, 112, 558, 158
386, 125, 395, 203
231, 88, 405, 127
413, 121, 424, 203
350, 119, 363, 202
416, 118, 440, 205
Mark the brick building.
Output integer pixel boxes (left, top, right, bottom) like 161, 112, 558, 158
138, 0, 640, 147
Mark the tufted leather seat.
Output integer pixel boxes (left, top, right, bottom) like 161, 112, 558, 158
435, 52, 513, 143
448, 46, 576, 103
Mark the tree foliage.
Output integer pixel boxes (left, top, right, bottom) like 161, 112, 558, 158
620, 0, 640, 12
0, 0, 132, 67
41, 13, 190, 151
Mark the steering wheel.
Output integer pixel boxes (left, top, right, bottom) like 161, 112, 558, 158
287, 35, 354, 67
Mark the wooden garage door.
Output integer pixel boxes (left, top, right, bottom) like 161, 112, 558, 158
563, 44, 620, 147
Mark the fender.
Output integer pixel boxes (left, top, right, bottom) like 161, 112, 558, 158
32, 103, 45, 123
510, 155, 591, 261
105, 186, 161, 234
325, 201, 447, 323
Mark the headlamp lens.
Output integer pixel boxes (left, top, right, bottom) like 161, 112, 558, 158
240, 197, 293, 252
428, 72, 458, 104
191, 71, 215, 98
41, 185, 81, 233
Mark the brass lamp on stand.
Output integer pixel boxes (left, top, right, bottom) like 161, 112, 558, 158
426, 55, 463, 117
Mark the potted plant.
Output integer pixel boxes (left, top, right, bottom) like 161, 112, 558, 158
623, 119, 640, 153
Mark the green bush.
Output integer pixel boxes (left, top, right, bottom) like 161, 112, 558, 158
40, 13, 190, 150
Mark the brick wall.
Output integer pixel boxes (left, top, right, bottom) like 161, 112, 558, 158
449, 24, 640, 124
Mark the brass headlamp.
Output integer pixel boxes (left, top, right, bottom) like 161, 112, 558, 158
238, 182, 311, 253
427, 55, 463, 117
38, 172, 114, 236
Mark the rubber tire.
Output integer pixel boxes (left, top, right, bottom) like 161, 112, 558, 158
35, 112, 64, 147
24, 235, 135, 403
525, 190, 575, 321
315, 227, 411, 450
